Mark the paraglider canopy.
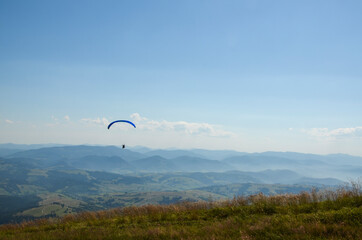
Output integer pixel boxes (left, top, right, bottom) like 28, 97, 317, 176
107, 120, 136, 129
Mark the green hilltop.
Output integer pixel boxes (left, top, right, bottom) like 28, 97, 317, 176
1, 185, 361, 240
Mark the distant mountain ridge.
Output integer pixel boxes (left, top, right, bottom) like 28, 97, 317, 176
1, 143, 355, 225
8, 145, 143, 160
2, 144, 361, 180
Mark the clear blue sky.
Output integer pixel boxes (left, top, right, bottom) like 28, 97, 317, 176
1, 0, 362, 155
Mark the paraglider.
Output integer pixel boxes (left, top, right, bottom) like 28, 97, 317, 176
107, 120, 136, 129
107, 120, 136, 149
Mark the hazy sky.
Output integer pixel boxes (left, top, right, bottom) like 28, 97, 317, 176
1, 0, 362, 155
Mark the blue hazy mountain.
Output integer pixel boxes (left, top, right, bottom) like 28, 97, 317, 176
0, 143, 68, 157
71, 155, 134, 172
132, 156, 178, 172
170, 156, 233, 172
189, 149, 248, 160
143, 149, 204, 159
9, 145, 145, 162
3, 144, 361, 181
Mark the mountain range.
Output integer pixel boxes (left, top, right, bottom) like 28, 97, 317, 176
2, 144, 361, 179
0, 143, 361, 224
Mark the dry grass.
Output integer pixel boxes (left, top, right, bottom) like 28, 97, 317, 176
0, 181, 361, 239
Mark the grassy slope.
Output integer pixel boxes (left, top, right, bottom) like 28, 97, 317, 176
1, 187, 361, 240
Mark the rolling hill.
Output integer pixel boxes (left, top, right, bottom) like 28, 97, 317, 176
0, 144, 359, 225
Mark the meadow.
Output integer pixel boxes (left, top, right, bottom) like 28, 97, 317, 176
1, 183, 361, 240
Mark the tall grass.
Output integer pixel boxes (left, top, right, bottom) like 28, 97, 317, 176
1, 181, 361, 239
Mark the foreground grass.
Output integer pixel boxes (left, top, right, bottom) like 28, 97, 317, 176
1, 185, 361, 239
